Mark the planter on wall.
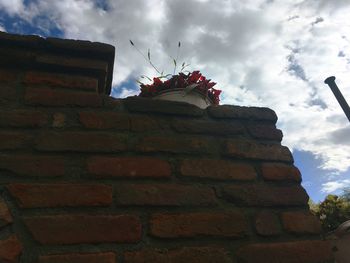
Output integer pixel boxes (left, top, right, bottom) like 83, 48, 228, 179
152, 88, 213, 109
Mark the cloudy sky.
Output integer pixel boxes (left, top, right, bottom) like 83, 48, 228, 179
1, 0, 349, 202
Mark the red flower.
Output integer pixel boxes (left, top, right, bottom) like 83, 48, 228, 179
153, 77, 163, 87
188, 71, 201, 83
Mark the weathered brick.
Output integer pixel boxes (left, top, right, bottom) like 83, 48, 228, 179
7, 183, 112, 208
136, 136, 217, 154
281, 211, 322, 234
36, 131, 128, 152
0, 110, 48, 128
25, 87, 102, 107
115, 184, 217, 206
23, 71, 98, 91
0, 154, 65, 177
0, 235, 23, 263
254, 210, 281, 236
0, 197, 13, 228
52, 112, 66, 128
79, 111, 129, 129
104, 96, 123, 109
247, 124, 283, 141
88, 156, 171, 178
150, 212, 247, 238
208, 105, 278, 123
36, 54, 108, 71
0, 69, 18, 83
38, 252, 116, 263
180, 159, 256, 180
46, 37, 115, 54
0, 46, 36, 65
130, 115, 168, 132
0, 132, 32, 150
261, 163, 301, 182
0, 85, 17, 105
124, 97, 204, 116
236, 240, 333, 263
24, 214, 142, 245
124, 247, 232, 263
225, 139, 293, 162
172, 119, 245, 135
222, 184, 309, 206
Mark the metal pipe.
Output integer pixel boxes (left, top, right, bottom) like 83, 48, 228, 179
324, 76, 350, 123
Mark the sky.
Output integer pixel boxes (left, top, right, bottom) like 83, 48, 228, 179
1, 0, 349, 202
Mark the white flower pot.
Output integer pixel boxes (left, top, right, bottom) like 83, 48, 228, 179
152, 88, 213, 109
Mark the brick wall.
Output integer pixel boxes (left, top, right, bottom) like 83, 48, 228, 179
0, 32, 333, 263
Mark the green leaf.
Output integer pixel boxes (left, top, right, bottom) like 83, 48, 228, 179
141, 75, 152, 81
129, 40, 134, 46
148, 48, 150, 60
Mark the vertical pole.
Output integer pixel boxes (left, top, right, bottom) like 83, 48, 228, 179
324, 76, 350, 123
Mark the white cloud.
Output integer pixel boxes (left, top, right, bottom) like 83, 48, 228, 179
322, 179, 350, 193
1, 0, 350, 174
0, 0, 24, 15
0, 24, 5, 32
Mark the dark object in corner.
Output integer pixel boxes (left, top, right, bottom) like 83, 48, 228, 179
324, 76, 350, 123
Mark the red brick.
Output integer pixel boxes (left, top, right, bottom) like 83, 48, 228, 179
236, 240, 333, 263
104, 96, 123, 109
208, 105, 277, 123
0, 235, 23, 263
46, 37, 115, 54
0, 197, 13, 228
24, 214, 141, 245
23, 71, 98, 91
172, 119, 245, 135
130, 115, 167, 132
281, 211, 322, 234
125, 97, 204, 116
254, 210, 281, 236
38, 252, 116, 263
222, 184, 308, 206
180, 159, 256, 180
36, 54, 108, 71
36, 131, 128, 152
88, 156, 171, 178
136, 136, 217, 154
0, 154, 65, 177
0, 131, 32, 150
0, 110, 48, 127
79, 111, 129, 129
0, 69, 18, 83
261, 163, 301, 182
52, 112, 66, 128
247, 124, 283, 141
124, 247, 232, 263
0, 85, 18, 105
150, 212, 247, 238
115, 184, 217, 206
25, 87, 102, 107
7, 183, 112, 208
225, 139, 293, 162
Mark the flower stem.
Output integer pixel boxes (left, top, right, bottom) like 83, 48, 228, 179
130, 40, 162, 75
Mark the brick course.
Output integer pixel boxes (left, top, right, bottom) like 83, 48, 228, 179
38, 252, 116, 263
150, 212, 247, 238
24, 214, 142, 244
